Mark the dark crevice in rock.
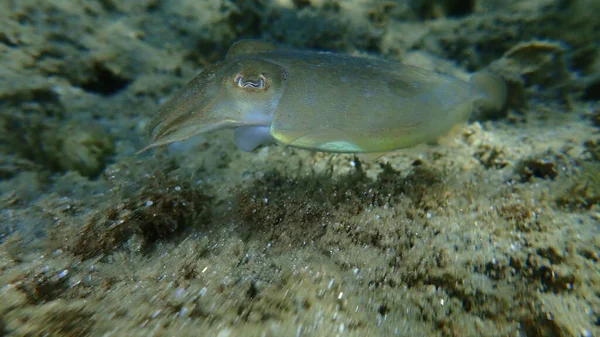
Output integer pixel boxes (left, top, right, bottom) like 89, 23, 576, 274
77, 62, 131, 96
582, 76, 600, 101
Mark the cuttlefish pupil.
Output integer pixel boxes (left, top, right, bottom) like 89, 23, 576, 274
235, 73, 267, 89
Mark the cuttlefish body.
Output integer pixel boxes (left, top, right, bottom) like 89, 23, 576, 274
143, 40, 506, 154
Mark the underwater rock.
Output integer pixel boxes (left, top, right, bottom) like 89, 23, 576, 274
489, 40, 570, 111
584, 137, 600, 161
500, 40, 569, 88
557, 161, 600, 210
516, 154, 561, 182
40, 121, 114, 178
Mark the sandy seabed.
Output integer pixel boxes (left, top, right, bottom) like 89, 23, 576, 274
0, 1, 599, 336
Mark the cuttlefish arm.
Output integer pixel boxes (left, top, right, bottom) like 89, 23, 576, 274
138, 62, 232, 152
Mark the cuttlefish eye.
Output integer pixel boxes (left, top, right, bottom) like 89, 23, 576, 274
234, 73, 268, 90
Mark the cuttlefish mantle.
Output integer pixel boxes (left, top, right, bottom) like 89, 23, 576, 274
141, 39, 506, 154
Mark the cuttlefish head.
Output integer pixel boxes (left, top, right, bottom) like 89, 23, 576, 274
141, 57, 286, 152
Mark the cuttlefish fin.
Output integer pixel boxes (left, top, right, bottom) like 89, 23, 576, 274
435, 122, 467, 147
226, 40, 277, 59
358, 152, 388, 162
277, 128, 390, 161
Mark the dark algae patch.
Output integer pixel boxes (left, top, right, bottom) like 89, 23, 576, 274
67, 171, 212, 259
235, 159, 444, 246
1, 0, 599, 336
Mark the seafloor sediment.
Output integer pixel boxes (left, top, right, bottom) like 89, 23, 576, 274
0, 1, 598, 336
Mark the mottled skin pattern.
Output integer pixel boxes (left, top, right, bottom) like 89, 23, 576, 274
143, 40, 505, 153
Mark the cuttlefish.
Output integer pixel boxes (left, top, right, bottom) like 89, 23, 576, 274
142, 40, 506, 154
